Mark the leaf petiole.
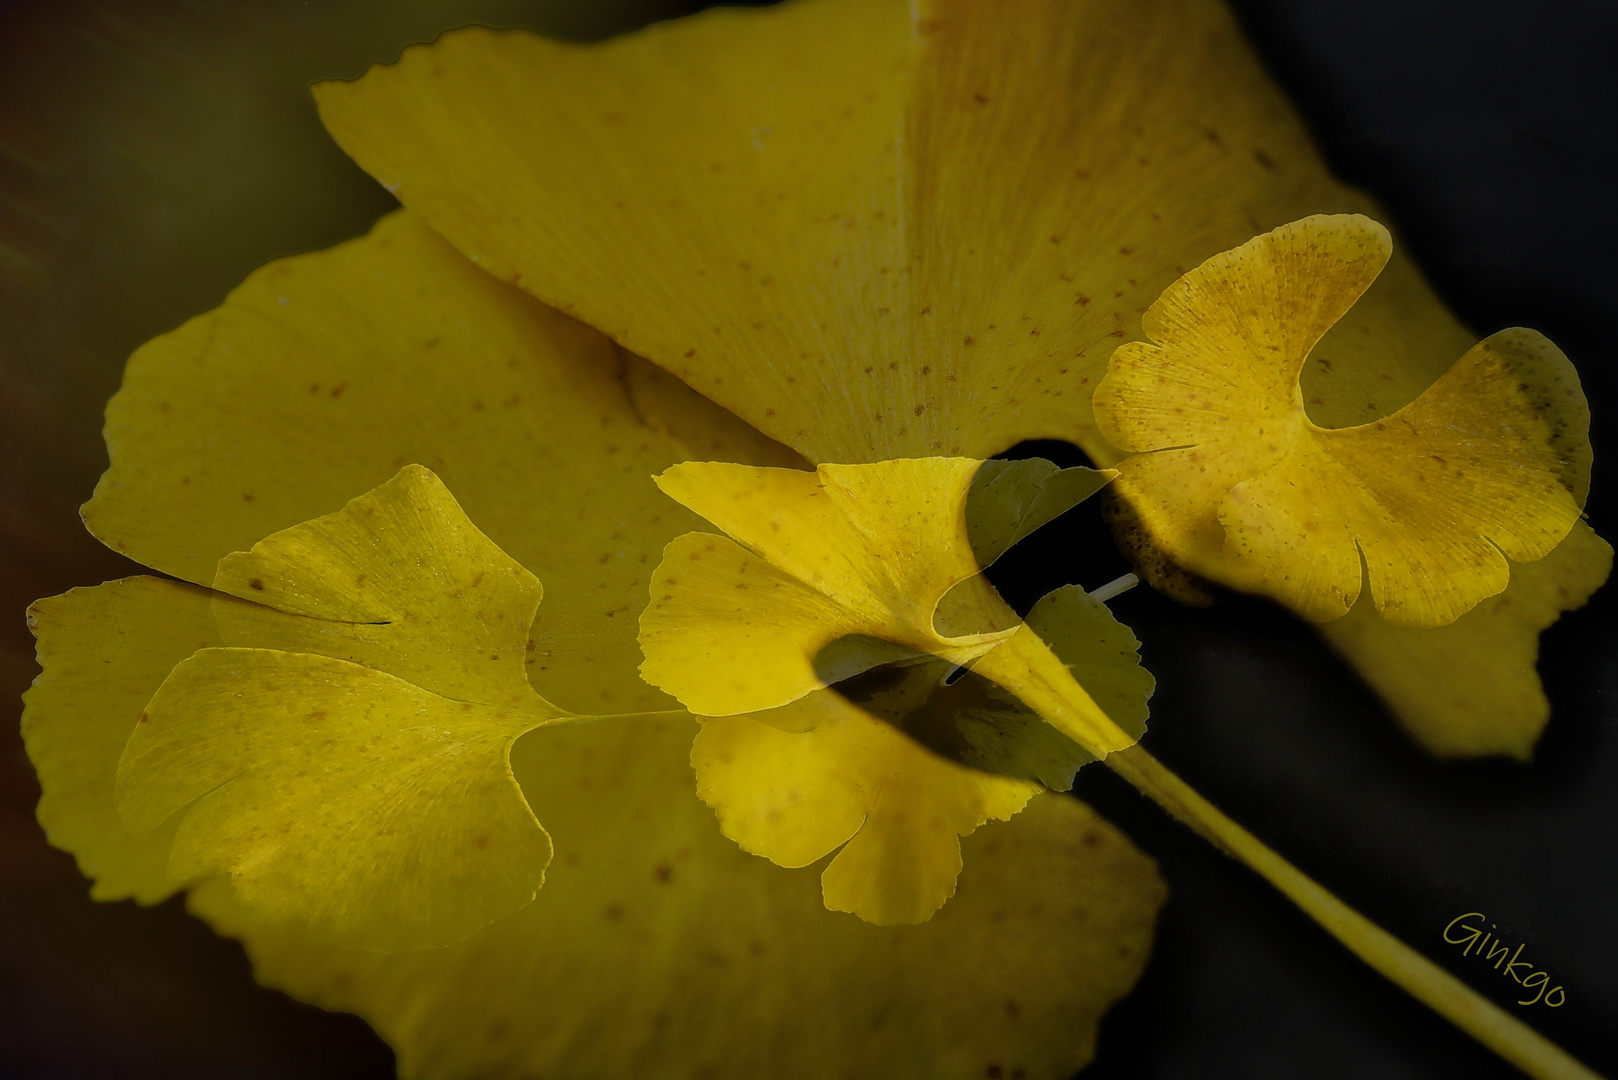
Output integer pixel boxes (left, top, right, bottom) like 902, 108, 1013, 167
969, 626, 1604, 1080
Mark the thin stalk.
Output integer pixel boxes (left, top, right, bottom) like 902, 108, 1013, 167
969, 625, 1603, 1080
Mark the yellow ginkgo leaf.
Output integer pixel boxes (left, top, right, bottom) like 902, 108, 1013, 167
313, 0, 1469, 466
115, 465, 579, 949
692, 585, 1153, 923
640, 458, 1112, 723
640, 457, 1146, 923
24, 203, 1173, 1072
1094, 214, 1588, 627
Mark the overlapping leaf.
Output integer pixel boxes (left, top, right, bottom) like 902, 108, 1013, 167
114, 466, 571, 948
640, 458, 1113, 720
640, 457, 1149, 922
191, 754, 1165, 1080
24, 208, 1169, 1073
1094, 214, 1588, 627
693, 585, 1153, 923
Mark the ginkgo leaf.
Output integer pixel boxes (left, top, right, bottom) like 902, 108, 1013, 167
640, 457, 1145, 923
115, 465, 573, 949
186, 717, 1166, 1080
640, 458, 1113, 725
1093, 214, 1588, 627
312, 0, 1470, 466
80, 209, 803, 717
23, 211, 1171, 1070
692, 584, 1153, 923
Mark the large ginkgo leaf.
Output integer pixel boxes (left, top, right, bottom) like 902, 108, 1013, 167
24, 202, 1172, 1073
313, 0, 1474, 465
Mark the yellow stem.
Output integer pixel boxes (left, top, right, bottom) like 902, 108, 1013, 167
970, 625, 1603, 1080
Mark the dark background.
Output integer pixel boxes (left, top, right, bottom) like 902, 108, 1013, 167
0, 0, 1612, 1077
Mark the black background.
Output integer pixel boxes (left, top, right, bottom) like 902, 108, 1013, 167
0, 0, 1612, 1077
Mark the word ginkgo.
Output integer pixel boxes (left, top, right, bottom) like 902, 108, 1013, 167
1443, 912, 1566, 1007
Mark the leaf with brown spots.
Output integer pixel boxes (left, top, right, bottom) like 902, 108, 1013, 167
313, 0, 1463, 465
1094, 215, 1590, 628
113, 466, 584, 949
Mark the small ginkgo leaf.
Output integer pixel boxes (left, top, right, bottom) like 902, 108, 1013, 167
691, 583, 1153, 923
1094, 214, 1588, 627
640, 457, 1113, 718
642, 457, 1142, 923
211, 463, 546, 710
115, 465, 571, 949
